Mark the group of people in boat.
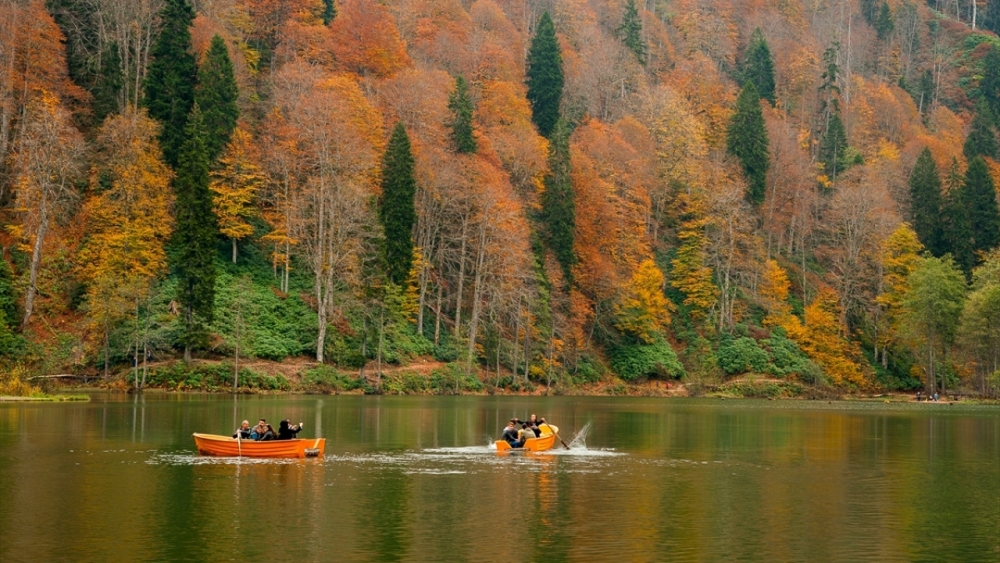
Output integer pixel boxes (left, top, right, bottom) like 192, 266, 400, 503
499, 414, 547, 448
233, 418, 304, 441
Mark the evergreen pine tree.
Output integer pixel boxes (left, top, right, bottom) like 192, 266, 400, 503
142, 0, 197, 168
943, 159, 976, 274
874, 2, 894, 40
819, 109, 849, 182
963, 156, 1000, 256
726, 82, 770, 204
908, 147, 946, 256
615, 0, 646, 65
542, 119, 575, 282
985, 0, 1000, 35
742, 28, 776, 106
526, 12, 564, 138
981, 46, 1000, 118
195, 35, 239, 164
0, 258, 17, 332
322, 0, 337, 25
92, 44, 123, 124
962, 107, 998, 161
447, 75, 476, 154
173, 105, 217, 359
379, 122, 418, 287
918, 69, 935, 115
861, 0, 878, 23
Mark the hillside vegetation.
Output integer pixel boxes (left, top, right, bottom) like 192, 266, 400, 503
1, 0, 999, 397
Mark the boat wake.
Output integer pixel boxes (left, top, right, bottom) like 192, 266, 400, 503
147, 452, 317, 466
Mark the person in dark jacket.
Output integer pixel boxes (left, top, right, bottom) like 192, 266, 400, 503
277, 419, 304, 440
233, 420, 252, 439
258, 424, 276, 441
500, 420, 519, 446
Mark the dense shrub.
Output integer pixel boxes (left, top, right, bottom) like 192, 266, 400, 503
718, 378, 803, 398
717, 336, 769, 375
301, 365, 362, 393
609, 338, 685, 381
147, 362, 290, 391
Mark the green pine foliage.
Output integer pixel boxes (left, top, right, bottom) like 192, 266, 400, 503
980, 46, 1000, 117
142, 0, 197, 168
379, 123, 418, 287
726, 82, 770, 204
92, 44, 123, 123
322, 0, 337, 25
874, 2, 894, 40
742, 28, 776, 106
173, 105, 218, 356
962, 108, 998, 161
962, 157, 1000, 257
917, 69, 935, 115
609, 336, 685, 380
943, 159, 976, 274
526, 12, 564, 138
908, 147, 946, 257
195, 35, 240, 163
541, 119, 575, 283
819, 110, 849, 181
447, 75, 476, 154
615, 0, 647, 65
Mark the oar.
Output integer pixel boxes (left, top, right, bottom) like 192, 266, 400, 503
546, 424, 570, 450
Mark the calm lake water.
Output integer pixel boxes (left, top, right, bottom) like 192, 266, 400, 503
0, 394, 997, 562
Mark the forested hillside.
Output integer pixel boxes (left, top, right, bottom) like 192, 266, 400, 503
2, 0, 999, 396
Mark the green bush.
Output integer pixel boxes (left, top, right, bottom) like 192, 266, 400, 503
718, 378, 803, 398
147, 362, 289, 391
717, 336, 769, 375
762, 333, 810, 376
301, 365, 362, 393
609, 337, 685, 381
430, 364, 484, 394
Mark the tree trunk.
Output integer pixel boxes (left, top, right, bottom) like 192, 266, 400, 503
232, 238, 238, 264
22, 198, 48, 329
453, 218, 469, 337
466, 236, 486, 375
434, 281, 443, 346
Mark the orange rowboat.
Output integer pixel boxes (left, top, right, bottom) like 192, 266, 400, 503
495, 424, 559, 453
193, 433, 326, 458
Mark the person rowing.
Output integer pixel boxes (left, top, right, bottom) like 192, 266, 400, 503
233, 420, 252, 440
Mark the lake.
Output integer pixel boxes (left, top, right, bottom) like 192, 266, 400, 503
1, 394, 997, 562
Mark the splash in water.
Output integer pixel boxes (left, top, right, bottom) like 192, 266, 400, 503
568, 422, 591, 449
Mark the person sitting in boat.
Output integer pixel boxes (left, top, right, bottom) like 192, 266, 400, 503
233, 420, 252, 440
277, 419, 304, 440
258, 423, 276, 441
251, 419, 267, 440
515, 423, 535, 447
500, 420, 520, 446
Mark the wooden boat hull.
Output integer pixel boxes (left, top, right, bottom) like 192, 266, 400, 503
495, 424, 558, 453
193, 433, 326, 458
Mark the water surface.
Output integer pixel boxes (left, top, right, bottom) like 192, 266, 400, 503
1, 394, 997, 562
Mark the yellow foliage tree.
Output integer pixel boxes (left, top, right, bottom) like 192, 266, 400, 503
615, 259, 673, 343
211, 127, 266, 263
875, 224, 924, 365
760, 258, 792, 328
79, 108, 174, 378
787, 288, 868, 387
670, 196, 718, 323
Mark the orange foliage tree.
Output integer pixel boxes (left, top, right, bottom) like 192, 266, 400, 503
329, 0, 412, 77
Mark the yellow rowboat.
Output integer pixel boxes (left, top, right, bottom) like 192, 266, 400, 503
495, 424, 559, 453
193, 433, 326, 458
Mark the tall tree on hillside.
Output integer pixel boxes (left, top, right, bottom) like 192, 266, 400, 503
874, 2, 894, 40
962, 157, 1000, 257
917, 69, 935, 115
526, 12, 564, 138
742, 28, 776, 106
447, 75, 476, 154
211, 128, 265, 263
962, 108, 998, 161
980, 46, 1000, 117
12, 94, 86, 329
142, 0, 197, 168
173, 105, 217, 360
92, 45, 124, 124
195, 35, 239, 164
726, 82, 769, 205
542, 119, 575, 282
322, 0, 337, 25
901, 256, 966, 396
908, 147, 946, 256
615, 0, 646, 66
819, 109, 849, 182
943, 159, 976, 274
379, 122, 417, 287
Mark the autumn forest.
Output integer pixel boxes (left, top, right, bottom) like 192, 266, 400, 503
2, 0, 1000, 397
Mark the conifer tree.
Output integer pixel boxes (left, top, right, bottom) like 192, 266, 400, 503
322, 0, 337, 25
726, 82, 770, 205
980, 46, 1000, 118
963, 156, 1000, 257
92, 45, 123, 124
819, 109, 849, 182
173, 105, 217, 360
447, 75, 476, 154
615, 0, 646, 66
196, 35, 239, 164
908, 147, 946, 257
142, 0, 197, 168
379, 122, 417, 287
874, 2, 894, 40
963, 108, 998, 161
917, 69, 935, 115
985, 0, 1000, 35
542, 119, 575, 282
526, 12, 564, 138
943, 159, 976, 274
742, 28, 776, 106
